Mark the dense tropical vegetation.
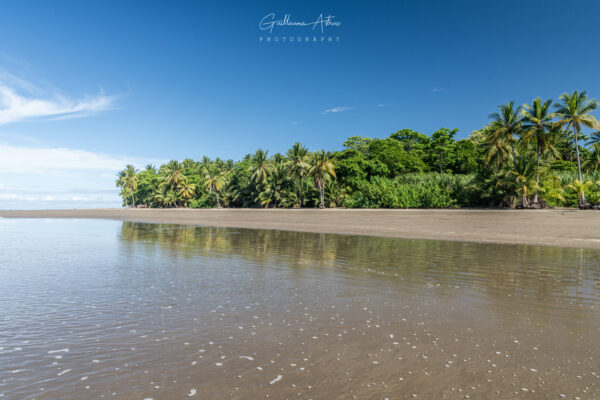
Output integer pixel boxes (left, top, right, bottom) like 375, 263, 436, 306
118, 91, 600, 209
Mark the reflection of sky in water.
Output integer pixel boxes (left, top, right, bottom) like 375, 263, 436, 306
1, 219, 600, 399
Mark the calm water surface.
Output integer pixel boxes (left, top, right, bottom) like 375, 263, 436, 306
1, 219, 600, 399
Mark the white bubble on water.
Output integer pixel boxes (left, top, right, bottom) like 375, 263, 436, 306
48, 348, 69, 354
57, 369, 71, 376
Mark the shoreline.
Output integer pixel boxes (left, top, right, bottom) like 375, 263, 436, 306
2, 208, 600, 250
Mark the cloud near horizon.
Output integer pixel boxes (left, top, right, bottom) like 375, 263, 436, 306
0, 144, 151, 175
323, 106, 352, 113
0, 70, 116, 125
0, 144, 165, 209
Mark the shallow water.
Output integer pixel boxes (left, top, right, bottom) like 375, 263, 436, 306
1, 219, 600, 400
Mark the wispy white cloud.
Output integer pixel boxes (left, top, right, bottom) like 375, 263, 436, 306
0, 70, 116, 125
432, 87, 444, 93
0, 144, 157, 175
323, 106, 352, 113
0, 144, 165, 209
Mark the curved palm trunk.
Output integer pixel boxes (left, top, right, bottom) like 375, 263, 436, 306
510, 140, 517, 163
523, 187, 530, 207
574, 126, 586, 205
298, 176, 303, 208
318, 176, 325, 208
518, 192, 526, 208
216, 191, 221, 208
533, 141, 540, 204
130, 185, 135, 208
320, 186, 325, 208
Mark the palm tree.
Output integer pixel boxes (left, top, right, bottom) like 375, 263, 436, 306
554, 90, 600, 205
488, 101, 523, 163
324, 180, 347, 208
286, 142, 309, 207
480, 124, 511, 171
154, 189, 178, 208
521, 98, 557, 204
589, 131, 600, 146
272, 153, 286, 165
204, 166, 228, 207
538, 174, 565, 205
116, 165, 138, 207
250, 149, 272, 185
583, 143, 600, 172
506, 156, 536, 208
309, 150, 336, 208
160, 160, 186, 188
178, 180, 196, 206
567, 179, 594, 206
258, 163, 290, 208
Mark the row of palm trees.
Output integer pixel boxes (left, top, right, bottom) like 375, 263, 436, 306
116, 143, 337, 208
117, 90, 600, 209
247, 145, 337, 208
482, 90, 600, 206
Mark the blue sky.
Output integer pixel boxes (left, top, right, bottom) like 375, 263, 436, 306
1, 0, 600, 208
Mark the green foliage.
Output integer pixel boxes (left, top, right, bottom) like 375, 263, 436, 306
428, 128, 458, 173
117, 92, 600, 209
335, 149, 389, 189
451, 139, 479, 173
343, 136, 372, 154
368, 138, 427, 175
389, 129, 429, 159
343, 174, 478, 208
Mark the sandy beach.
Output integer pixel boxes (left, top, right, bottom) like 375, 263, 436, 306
1, 208, 600, 249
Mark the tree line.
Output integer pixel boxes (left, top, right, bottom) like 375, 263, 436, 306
117, 90, 600, 209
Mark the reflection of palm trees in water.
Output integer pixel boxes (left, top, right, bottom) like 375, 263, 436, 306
118, 221, 600, 308
577, 247, 584, 298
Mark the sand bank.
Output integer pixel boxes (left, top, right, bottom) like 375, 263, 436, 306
1, 208, 600, 249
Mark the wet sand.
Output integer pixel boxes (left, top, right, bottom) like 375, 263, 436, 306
1, 208, 600, 249
2, 220, 600, 399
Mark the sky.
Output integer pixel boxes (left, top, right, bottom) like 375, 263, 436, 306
1, 0, 600, 209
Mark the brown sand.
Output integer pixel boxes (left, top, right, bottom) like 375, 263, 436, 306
2, 208, 599, 249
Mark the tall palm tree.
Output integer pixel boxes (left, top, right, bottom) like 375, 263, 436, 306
480, 124, 511, 171
286, 142, 309, 207
250, 149, 272, 185
554, 90, 600, 205
204, 166, 228, 207
309, 151, 336, 208
488, 101, 523, 164
116, 165, 138, 207
521, 98, 557, 204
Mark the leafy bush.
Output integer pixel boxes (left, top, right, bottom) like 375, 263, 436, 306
343, 174, 479, 208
